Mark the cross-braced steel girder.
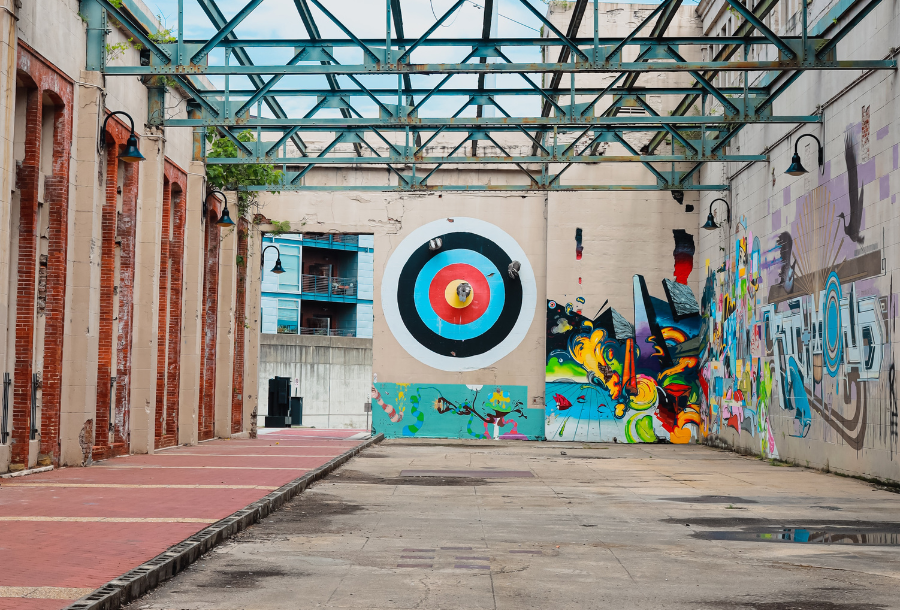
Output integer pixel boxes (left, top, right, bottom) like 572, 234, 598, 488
87, 0, 895, 192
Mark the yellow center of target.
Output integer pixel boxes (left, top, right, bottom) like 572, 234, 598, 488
445, 279, 475, 308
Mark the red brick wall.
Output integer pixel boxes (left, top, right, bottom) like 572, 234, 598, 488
93, 115, 138, 461
114, 156, 138, 448
231, 219, 249, 433
198, 208, 221, 441
10, 43, 73, 469
11, 88, 42, 467
156, 161, 187, 449
155, 178, 171, 445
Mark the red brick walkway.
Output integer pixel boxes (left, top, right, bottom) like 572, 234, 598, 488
0, 429, 368, 610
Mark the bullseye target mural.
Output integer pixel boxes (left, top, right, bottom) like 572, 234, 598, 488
381, 218, 537, 372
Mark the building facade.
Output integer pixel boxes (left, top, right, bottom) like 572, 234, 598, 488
260, 233, 374, 338
0, 0, 255, 473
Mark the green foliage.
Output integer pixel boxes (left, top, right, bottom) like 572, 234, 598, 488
106, 38, 141, 63
108, 0, 124, 8
148, 15, 177, 44
270, 220, 291, 235
205, 130, 282, 219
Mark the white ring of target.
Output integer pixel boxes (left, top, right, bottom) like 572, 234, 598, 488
381, 217, 537, 372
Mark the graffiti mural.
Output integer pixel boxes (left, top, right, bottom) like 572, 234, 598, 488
372, 383, 542, 440
702, 128, 892, 456
546, 273, 703, 443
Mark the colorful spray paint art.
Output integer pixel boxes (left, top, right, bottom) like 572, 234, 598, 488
702, 130, 891, 456
546, 274, 704, 443
372, 383, 542, 440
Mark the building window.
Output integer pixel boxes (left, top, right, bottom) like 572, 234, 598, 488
278, 246, 300, 292
277, 300, 299, 334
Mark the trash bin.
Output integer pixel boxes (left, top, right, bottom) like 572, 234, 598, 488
290, 397, 303, 427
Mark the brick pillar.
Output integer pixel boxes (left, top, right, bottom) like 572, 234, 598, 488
155, 179, 171, 447
165, 184, 186, 444
198, 211, 220, 441
10, 88, 42, 469
40, 102, 73, 466
114, 158, 139, 451
231, 219, 249, 433
93, 141, 119, 460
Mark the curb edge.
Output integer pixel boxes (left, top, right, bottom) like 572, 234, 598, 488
63, 433, 385, 610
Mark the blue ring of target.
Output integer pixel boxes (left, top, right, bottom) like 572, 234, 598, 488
413, 250, 506, 341
396, 232, 523, 359
823, 271, 843, 377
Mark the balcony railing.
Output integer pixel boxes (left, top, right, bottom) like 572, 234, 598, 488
303, 233, 359, 247
298, 327, 357, 337
301, 274, 357, 298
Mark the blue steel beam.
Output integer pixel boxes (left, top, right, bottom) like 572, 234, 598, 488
305, 0, 381, 64
293, 0, 360, 157
644, 0, 781, 153
197, 86, 771, 97
515, 0, 591, 62
241, 183, 731, 192
196, 0, 306, 154
93, 0, 890, 195
397, 0, 466, 64
105, 59, 896, 75
193, 36, 805, 48
165, 115, 822, 127
191, 0, 267, 64
722, 0, 797, 59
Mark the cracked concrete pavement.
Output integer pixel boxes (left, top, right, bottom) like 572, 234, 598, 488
126, 440, 900, 609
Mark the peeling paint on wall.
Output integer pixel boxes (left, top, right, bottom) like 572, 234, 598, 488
672, 229, 695, 285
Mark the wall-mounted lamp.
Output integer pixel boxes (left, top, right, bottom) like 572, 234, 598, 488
785, 133, 824, 176
702, 198, 731, 231
100, 111, 145, 163
262, 244, 285, 275
207, 189, 236, 227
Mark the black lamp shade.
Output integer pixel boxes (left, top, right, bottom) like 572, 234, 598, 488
785, 152, 807, 176
702, 213, 719, 230
271, 258, 286, 274
119, 134, 145, 163
216, 204, 236, 227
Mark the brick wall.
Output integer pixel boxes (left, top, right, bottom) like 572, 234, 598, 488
93, 114, 138, 461
198, 208, 220, 441
231, 219, 249, 433
155, 177, 171, 445
9, 43, 73, 470
156, 160, 187, 449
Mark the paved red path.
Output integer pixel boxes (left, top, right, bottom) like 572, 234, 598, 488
0, 429, 367, 610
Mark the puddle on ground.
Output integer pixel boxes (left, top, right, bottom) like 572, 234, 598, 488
701, 528, 900, 545
665, 495, 758, 504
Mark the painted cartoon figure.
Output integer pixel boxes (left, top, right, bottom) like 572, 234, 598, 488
372, 386, 403, 423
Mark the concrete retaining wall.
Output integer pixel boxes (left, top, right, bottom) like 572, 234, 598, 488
257, 334, 372, 429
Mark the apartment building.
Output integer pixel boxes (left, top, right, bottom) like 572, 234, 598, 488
260, 233, 375, 339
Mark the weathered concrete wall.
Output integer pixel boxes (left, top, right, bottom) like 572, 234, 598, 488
697, 0, 900, 482
257, 334, 372, 429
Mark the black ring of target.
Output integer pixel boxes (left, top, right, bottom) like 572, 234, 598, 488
397, 232, 523, 358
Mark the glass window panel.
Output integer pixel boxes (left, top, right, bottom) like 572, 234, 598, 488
277, 300, 299, 334
278, 253, 300, 292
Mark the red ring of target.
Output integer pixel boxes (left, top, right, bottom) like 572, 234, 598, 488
428, 263, 491, 324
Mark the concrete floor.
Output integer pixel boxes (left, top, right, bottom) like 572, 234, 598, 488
127, 440, 900, 610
